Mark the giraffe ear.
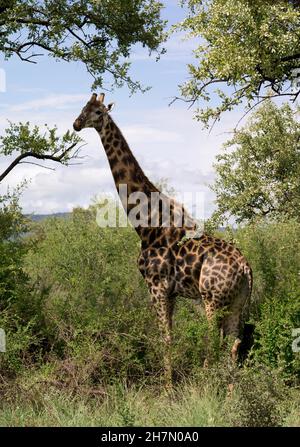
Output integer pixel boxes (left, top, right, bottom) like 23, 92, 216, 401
98, 93, 105, 103
107, 102, 115, 113
90, 93, 97, 103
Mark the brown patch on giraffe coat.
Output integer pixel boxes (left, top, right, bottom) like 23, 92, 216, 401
186, 254, 196, 265
114, 168, 126, 183
106, 133, 113, 143
109, 156, 118, 169
122, 155, 132, 166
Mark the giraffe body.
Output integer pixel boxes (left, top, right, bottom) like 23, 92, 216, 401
138, 228, 252, 344
73, 94, 253, 383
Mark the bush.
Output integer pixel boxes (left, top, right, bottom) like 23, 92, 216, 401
22, 207, 215, 386
0, 192, 38, 378
3, 205, 300, 384
225, 366, 288, 427
0, 192, 29, 308
233, 220, 300, 378
1, 201, 300, 425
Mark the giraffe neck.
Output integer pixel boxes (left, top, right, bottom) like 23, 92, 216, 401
98, 114, 158, 197
97, 114, 159, 238
97, 114, 196, 241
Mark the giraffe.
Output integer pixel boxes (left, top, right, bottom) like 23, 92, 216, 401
73, 93, 253, 385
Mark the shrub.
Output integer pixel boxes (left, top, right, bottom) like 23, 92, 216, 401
234, 220, 300, 378
23, 207, 213, 385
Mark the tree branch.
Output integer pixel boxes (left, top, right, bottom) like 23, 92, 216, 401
0, 142, 78, 183
169, 77, 229, 108
19, 161, 56, 171
280, 53, 300, 63
4, 41, 68, 63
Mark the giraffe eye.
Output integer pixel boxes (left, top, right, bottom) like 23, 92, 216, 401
95, 110, 102, 115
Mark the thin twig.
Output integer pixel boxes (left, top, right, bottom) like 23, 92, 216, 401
19, 161, 56, 171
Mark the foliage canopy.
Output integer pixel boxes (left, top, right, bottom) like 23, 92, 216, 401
0, 122, 83, 183
0, 0, 166, 92
211, 100, 300, 224
177, 0, 300, 125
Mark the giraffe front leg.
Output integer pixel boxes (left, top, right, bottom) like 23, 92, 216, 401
149, 290, 175, 388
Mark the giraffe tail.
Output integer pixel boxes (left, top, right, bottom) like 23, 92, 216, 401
241, 263, 253, 323
244, 263, 253, 298
239, 263, 254, 362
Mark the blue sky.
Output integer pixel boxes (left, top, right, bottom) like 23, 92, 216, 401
0, 0, 243, 218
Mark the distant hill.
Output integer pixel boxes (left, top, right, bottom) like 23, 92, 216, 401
26, 212, 71, 221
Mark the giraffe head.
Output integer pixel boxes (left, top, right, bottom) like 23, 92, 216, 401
73, 93, 114, 132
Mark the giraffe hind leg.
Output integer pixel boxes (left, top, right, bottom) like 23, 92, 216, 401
221, 275, 251, 363
201, 292, 225, 367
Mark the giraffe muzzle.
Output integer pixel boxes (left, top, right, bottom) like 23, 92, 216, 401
73, 119, 83, 131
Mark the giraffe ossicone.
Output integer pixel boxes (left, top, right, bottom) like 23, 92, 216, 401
73, 93, 253, 385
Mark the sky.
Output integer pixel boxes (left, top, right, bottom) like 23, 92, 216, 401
0, 0, 243, 219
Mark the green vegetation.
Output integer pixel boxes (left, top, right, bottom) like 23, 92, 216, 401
0, 367, 299, 427
1, 0, 299, 428
211, 100, 300, 225
0, 0, 166, 185
176, 0, 300, 125
0, 0, 166, 93
0, 195, 299, 426
0, 121, 84, 183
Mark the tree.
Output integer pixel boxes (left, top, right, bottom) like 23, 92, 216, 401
0, 189, 29, 309
211, 100, 300, 224
0, 1, 166, 188
0, 122, 84, 183
175, 0, 300, 126
0, 0, 166, 93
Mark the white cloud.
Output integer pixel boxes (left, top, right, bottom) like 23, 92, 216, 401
10, 94, 88, 112
162, 32, 200, 61
15, 165, 114, 214
0, 92, 243, 215
130, 31, 199, 63
13, 87, 49, 94
122, 124, 183, 144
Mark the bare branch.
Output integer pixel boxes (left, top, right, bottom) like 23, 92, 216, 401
19, 161, 56, 171
169, 77, 229, 108
4, 41, 69, 63
0, 142, 78, 183
280, 53, 300, 63
234, 97, 270, 131
168, 95, 198, 108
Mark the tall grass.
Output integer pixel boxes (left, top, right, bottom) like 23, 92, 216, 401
0, 367, 299, 427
